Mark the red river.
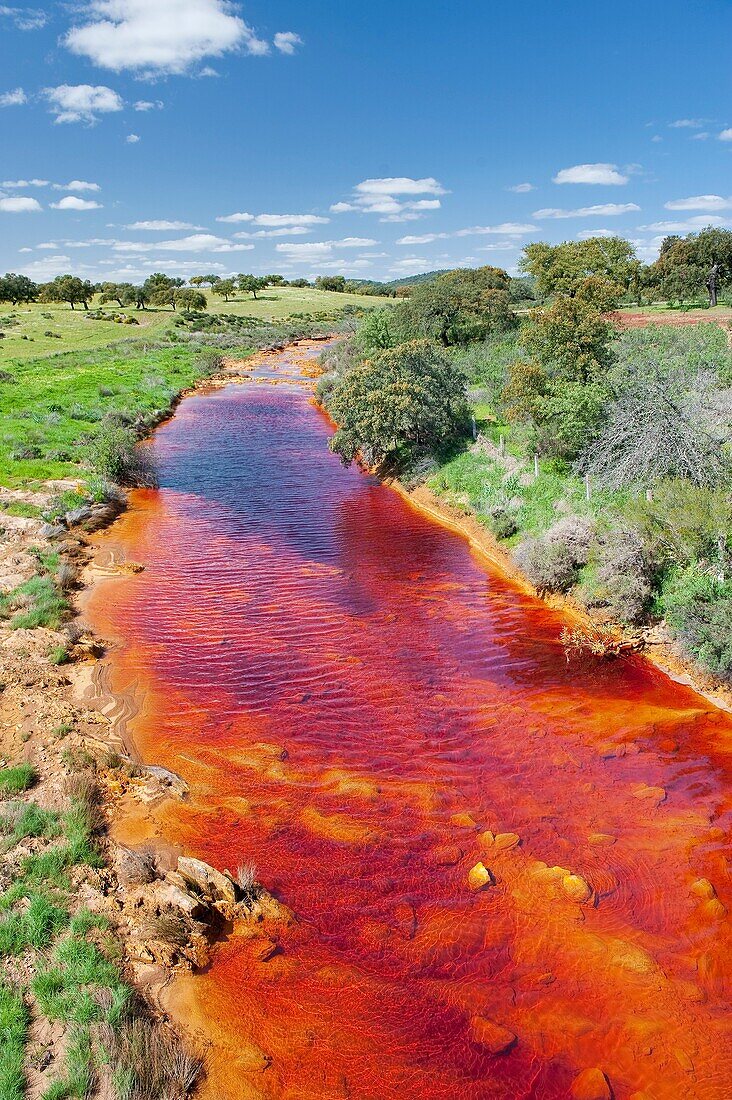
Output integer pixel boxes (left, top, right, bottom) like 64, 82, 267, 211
85, 347, 732, 1100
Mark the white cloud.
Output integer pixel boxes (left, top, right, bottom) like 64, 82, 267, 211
507, 182, 534, 193
553, 163, 628, 185
54, 180, 101, 192
44, 84, 124, 124
389, 256, 429, 272
691, 132, 709, 141
234, 226, 313, 238
133, 99, 163, 111
273, 31, 302, 55
533, 203, 640, 218
0, 6, 46, 30
0, 196, 42, 212
126, 133, 140, 143
125, 220, 201, 230
0, 87, 27, 107
455, 223, 537, 236
112, 233, 253, 253
18, 255, 74, 279
719, 129, 732, 142
332, 177, 447, 221
576, 229, 616, 239
664, 195, 732, 212
255, 213, 328, 226
396, 232, 449, 245
669, 118, 706, 129
275, 238, 377, 263
2, 178, 48, 188
50, 196, 103, 211
216, 211, 253, 223
477, 242, 517, 252
637, 215, 732, 233
64, 0, 271, 75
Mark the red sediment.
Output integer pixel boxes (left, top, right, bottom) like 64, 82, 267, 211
84, 369, 732, 1100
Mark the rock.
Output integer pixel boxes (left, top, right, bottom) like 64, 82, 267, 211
477, 830, 495, 847
689, 878, 716, 900
177, 856, 237, 905
470, 1015, 516, 1054
562, 874, 593, 904
142, 765, 189, 798
570, 1068, 612, 1100
65, 506, 93, 527
252, 938, 280, 962
699, 898, 727, 920
157, 881, 208, 920
674, 1048, 694, 1073
40, 523, 67, 539
451, 811, 478, 829
493, 832, 521, 851
467, 862, 495, 891
632, 783, 666, 805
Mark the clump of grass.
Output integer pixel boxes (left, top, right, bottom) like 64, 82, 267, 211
49, 644, 69, 666
1, 803, 60, 848
110, 1016, 203, 1100
141, 912, 192, 948
0, 981, 28, 1100
0, 892, 68, 955
235, 861, 262, 905
0, 763, 36, 797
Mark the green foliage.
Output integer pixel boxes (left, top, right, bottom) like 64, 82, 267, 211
1, 803, 60, 848
392, 266, 517, 347
0, 981, 28, 1100
84, 422, 157, 487
521, 237, 638, 308
0, 764, 36, 797
328, 340, 469, 467
0, 892, 68, 955
535, 379, 609, 459
665, 567, 732, 680
355, 307, 398, 353
523, 297, 615, 382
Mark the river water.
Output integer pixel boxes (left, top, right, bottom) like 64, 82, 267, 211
85, 347, 732, 1100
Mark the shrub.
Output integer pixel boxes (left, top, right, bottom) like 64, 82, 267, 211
110, 1016, 203, 1100
0, 764, 36, 797
0, 981, 28, 1100
85, 423, 157, 488
595, 526, 652, 623
665, 568, 732, 681
515, 516, 594, 594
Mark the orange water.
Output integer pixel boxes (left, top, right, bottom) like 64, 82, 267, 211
85, 361, 732, 1100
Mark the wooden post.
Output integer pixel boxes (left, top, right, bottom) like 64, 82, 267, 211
645, 488, 653, 502
499, 434, 505, 457
533, 454, 539, 479
471, 414, 477, 441
584, 473, 591, 501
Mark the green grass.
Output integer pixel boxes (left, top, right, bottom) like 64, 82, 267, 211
1, 804, 60, 849
0, 892, 68, 955
0, 981, 28, 1100
0, 288, 390, 367
0, 764, 36, 797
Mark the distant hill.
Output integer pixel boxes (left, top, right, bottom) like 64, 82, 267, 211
352, 270, 448, 292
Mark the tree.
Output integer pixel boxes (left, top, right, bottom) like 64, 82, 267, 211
394, 266, 517, 347
38, 275, 94, 310
0, 273, 38, 304
647, 227, 732, 305
189, 276, 206, 288
355, 308, 398, 353
327, 340, 469, 467
521, 237, 638, 310
143, 273, 184, 310
99, 282, 135, 307
213, 278, 236, 302
200, 274, 221, 288
289, 278, 310, 288
522, 297, 615, 383
174, 288, 207, 312
265, 274, 285, 285
238, 274, 267, 299
315, 275, 347, 292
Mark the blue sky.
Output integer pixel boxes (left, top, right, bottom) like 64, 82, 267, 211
1, 0, 731, 284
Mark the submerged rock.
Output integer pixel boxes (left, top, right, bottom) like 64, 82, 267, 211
562, 874, 593, 904
493, 831, 521, 851
469, 1015, 516, 1054
570, 1068, 612, 1100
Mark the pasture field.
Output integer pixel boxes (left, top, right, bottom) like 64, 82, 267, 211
0, 286, 391, 365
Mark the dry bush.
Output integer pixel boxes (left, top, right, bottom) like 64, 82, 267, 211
111, 1015, 203, 1100
560, 623, 623, 661
236, 861, 262, 905
596, 525, 652, 623
141, 911, 193, 948
516, 516, 595, 594
57, 561, 78, 591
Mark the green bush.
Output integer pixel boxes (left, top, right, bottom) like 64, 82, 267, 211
665, 568, 732, 680
84, 422, 157, 488
0, 764, 36, 797
0, 981, 28, 1100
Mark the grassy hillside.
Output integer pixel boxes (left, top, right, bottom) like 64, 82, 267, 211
0, 286, 390, 366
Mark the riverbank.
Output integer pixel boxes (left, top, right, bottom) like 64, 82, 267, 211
396, 480, 732, 716
0, 338, 328, 1097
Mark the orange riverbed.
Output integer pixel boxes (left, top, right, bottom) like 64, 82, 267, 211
85, 350, 732, 1100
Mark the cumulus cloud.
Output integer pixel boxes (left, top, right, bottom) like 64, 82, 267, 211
234, 226, 313, 238
0, 6, 46, 30
396, 233, 449, 245
2, 178, 48, 188
331, 177, 447, 221
275, 239, 378, 262
64, 0, 274, 75
719, 129, 732, 142
576, 229, 617, 239
533, 203, 640, 218
637, 215, 732, 233
111, 233, 253, 253
507, 182, 534, 193
133, 99, 164, 111
44, 84, 124, 124
669, 118, 707, 129
126, 133, 140, 143
664, 195, 732, 212
54, 180, 101, 192
50, 196, 103, 210
455, 222, 537, 236
0, 87, 27, 107
125, 220, 201, 230
216, 211, 329, 227
553, 163, 628, 185
273, 31, 302, 55
0, 196, 42, 212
